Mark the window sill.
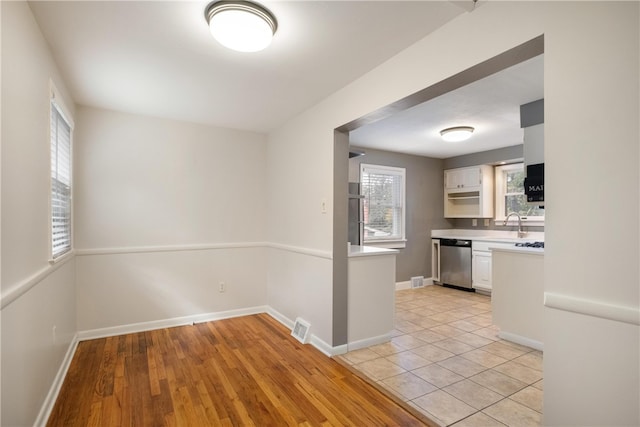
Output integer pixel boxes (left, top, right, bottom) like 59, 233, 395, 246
49, 249, 74, 265
362, 239, 406, 249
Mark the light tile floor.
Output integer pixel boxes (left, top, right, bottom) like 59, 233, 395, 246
336, 285, 543, 427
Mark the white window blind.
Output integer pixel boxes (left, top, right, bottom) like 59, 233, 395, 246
360, 164, 406, 244
50, 101, 72, 259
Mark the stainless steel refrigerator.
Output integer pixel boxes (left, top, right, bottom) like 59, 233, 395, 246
348, 182, 363, 245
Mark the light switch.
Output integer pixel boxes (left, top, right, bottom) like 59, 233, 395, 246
321, 198, 327, 214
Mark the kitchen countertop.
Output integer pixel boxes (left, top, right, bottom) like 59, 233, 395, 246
431, 229, 544, 254
348, 245, 399, 258
431, 229, 544, 242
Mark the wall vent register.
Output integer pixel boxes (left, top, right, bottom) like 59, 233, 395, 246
291, 318, 311, 344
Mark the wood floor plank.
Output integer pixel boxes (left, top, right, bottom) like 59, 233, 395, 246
47, 314, 432, 426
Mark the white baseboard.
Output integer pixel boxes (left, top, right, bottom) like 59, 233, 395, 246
266, 307, 345, 357
266, 306, 294, 330
498, 331, 544, 351
34, 333, 79, 427
77, 306, 269, 341
311, 336, 347, 357
395, 277, 434, 291
346, 333, 392, 352
78, 305, 344, 356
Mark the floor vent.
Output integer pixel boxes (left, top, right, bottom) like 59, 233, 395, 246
291, 318, 311, 344
411, 276, 425, 289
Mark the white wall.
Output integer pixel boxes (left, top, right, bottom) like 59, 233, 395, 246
74, 107, 269, 332
542, 2, 639, 424
266, 114, 336, 347
1, 260, 76, 426
268, 1, 639, 424
1, 2, 77, 425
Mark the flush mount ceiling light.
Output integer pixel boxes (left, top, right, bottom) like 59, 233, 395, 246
440, 126, 475, 142
205, 0, 277, 52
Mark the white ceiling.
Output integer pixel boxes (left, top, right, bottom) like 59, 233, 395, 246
349, 54, 544, 159
28, 1, 470, 133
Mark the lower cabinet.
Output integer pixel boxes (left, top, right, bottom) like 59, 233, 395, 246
471, 240, 519, 294
472, 250, 492, 293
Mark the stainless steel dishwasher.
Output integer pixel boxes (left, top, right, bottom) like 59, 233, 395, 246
439, 238, 473, 291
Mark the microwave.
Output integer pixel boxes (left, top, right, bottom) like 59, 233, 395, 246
524, 163, 544, 204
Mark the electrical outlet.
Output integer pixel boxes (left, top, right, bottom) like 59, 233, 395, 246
484, 218, 490, 226
472, 219, 478, 227
219, 282, 226, 293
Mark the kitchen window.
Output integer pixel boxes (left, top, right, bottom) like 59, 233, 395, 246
494, 163, 544, 224
360, 164, 406, 248
50, 87, 73, 260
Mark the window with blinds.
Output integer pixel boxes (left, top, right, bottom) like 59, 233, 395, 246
360, 164, 406, 245
50, 101, 72, 259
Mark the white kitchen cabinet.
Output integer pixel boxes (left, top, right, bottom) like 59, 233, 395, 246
444, 165, 494, 218
445, 166, 482, 190
472, 250, 492, 293
471, 240, 523, 294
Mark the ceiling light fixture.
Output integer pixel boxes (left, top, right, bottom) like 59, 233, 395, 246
440, 126, 475, 142
204, 1, 278, 53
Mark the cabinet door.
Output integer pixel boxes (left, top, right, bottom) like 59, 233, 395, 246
472, 251, 492, 289
461, 167, 482, 187
445, 167, 481, 189
444, 169, 462, 189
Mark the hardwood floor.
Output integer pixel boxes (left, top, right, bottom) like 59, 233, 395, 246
47, 314, 430, 426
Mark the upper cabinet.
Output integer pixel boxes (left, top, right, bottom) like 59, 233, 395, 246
444, 167, 482, 190
444, 165, 494, 218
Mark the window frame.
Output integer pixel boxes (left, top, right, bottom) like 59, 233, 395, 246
359, 163, 406, 249
49, 82, 74, 262
494, 162, 544, 226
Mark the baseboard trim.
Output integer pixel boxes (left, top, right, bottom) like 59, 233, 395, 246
77, 306, 343, 356
346, 333, 392, 352
77, 306, 269, 341
395, 277, 433, 291
310, 336, 347, 357
34, 333, 79, 427
498, 331, 543, 351
266, 306, 294, 330
265, 307, 344, 357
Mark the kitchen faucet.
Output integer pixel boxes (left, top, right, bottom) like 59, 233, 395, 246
504, 212, 527, 238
